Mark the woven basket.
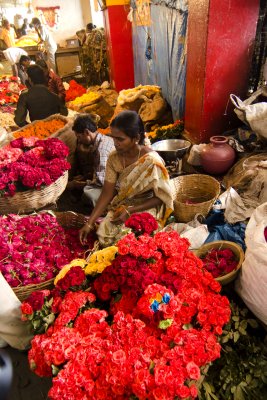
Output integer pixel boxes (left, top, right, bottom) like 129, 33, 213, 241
12, 211, 90, 301
194, 240, 245, 285
170, 174, 221, 222
0, 171, 68, 215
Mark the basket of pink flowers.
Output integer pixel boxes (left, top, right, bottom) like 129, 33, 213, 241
0, 137, 70, 214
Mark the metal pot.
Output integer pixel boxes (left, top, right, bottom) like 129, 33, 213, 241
151, 139, 191, 163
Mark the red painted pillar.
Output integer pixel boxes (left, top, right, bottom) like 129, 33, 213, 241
185, 0, 260, 143
103, 1, 134, 92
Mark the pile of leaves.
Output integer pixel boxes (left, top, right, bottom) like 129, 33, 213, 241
199, 301, 267, 400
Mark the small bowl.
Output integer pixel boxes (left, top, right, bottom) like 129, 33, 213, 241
193, 240, 245, 285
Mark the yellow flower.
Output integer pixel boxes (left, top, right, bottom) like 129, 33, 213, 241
71, 91, 100, 106
85, 246, 118, 276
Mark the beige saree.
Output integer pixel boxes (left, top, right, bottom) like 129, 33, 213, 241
97, 151, 173, 246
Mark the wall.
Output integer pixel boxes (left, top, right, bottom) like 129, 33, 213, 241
185, 0, 260, 143
32, 0, 89, 46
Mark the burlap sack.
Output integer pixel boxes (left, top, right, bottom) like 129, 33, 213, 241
82, 98, 114, 128
139, 92, 167, 123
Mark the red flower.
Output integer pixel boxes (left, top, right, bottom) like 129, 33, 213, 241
21, 302, 33, 315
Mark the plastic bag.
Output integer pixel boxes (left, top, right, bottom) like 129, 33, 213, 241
0, 273, 32, 350
235, 203, 267, 324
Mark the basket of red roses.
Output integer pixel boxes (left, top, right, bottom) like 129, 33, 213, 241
194, 240, 244, 285
0, 137, 70, 214
0, 211, 96, 302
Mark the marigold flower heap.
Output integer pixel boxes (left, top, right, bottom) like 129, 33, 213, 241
26, 213, 231, 400
0, 213, 95, 288
65, 80, 86, 102
13, 118, 66, 140
0, 137, 70, 196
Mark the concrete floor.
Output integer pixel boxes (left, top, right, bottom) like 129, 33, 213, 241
5, 347, 51, 400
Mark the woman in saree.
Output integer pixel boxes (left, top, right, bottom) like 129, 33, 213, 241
79, 110, 173, 246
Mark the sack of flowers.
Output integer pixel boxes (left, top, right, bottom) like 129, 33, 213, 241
0, 211, 96, 302
194, 240, 244, 285
12, 114, 69, 141
21, 213, 231, 400
67, 91, 102, 111
0, 137, 70, 214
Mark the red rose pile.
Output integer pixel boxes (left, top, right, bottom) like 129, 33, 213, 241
25, 213, 231, 400
0, 137, 70, 196
201, 248, 238, 278
125, 212, 158, 235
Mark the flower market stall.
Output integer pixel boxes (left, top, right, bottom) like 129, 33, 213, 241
0, 69, 266, 400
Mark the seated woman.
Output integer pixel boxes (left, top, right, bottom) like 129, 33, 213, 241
79, 110, 173, 247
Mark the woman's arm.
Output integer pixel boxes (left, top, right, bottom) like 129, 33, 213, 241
79, 180, 116, 243
111, 196, 162, 224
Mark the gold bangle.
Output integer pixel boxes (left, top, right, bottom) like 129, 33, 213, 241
125, 208, 131, 217
85, 222, 94, 230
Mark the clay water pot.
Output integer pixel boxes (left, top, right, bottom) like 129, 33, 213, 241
200, 136, 235, 175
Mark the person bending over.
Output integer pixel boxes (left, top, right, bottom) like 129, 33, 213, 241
14, 64, 68, 127
79, 110, 173, 247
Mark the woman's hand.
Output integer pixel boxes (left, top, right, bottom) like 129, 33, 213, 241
79, 223, 94, 244
111, 208, 130, 225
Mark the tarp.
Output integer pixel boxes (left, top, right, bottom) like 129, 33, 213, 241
132, 0, 188, 119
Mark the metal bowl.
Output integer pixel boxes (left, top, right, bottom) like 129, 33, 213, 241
151, 139, 191, 162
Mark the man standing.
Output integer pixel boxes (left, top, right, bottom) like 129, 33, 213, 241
14, 64, 68, 127
0, 20, 16, 49
31, 18, 57, 72
69, 114, 114, 206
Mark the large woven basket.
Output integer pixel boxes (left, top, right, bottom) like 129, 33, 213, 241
170, 174, 221, 222
12, 211, 90, 302
194, 240, 245, 285
0, 171, 68, 215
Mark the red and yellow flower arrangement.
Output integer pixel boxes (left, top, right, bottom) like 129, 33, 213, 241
22, 213, 231, 400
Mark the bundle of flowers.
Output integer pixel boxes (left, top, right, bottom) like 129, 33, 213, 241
65, 80, 86, 102
201, 248, 238, 278
23, 213, 231, 400
13, 118, 66, 140
68, 91, 101, 110
148, 119, 184, 143
0, 76, 25, 104
0, 212, 95, 288
0, 137, 70, 196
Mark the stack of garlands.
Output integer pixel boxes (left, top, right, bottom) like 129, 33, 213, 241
22, 213, 231, 400
148, 119, 184, 143
13, 118, 66, 140
0, 76, 25, 104
65, 80, 86, 102
0, 137, 70, 196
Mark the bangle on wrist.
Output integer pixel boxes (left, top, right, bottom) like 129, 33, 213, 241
85, 222, 94, 230
125, 208, 131, 217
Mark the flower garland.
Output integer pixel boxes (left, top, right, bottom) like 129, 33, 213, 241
13, 118, 66, 140
23, 213, 231, 400
0, 137, 70, 197
0, 213, 95, 288
148, 119, 184, 143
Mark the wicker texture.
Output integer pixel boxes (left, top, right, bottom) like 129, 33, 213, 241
194, 240, 245, 285
170, 174, 220, 222
0, 171, 68, 215
12, 211, 90, 302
